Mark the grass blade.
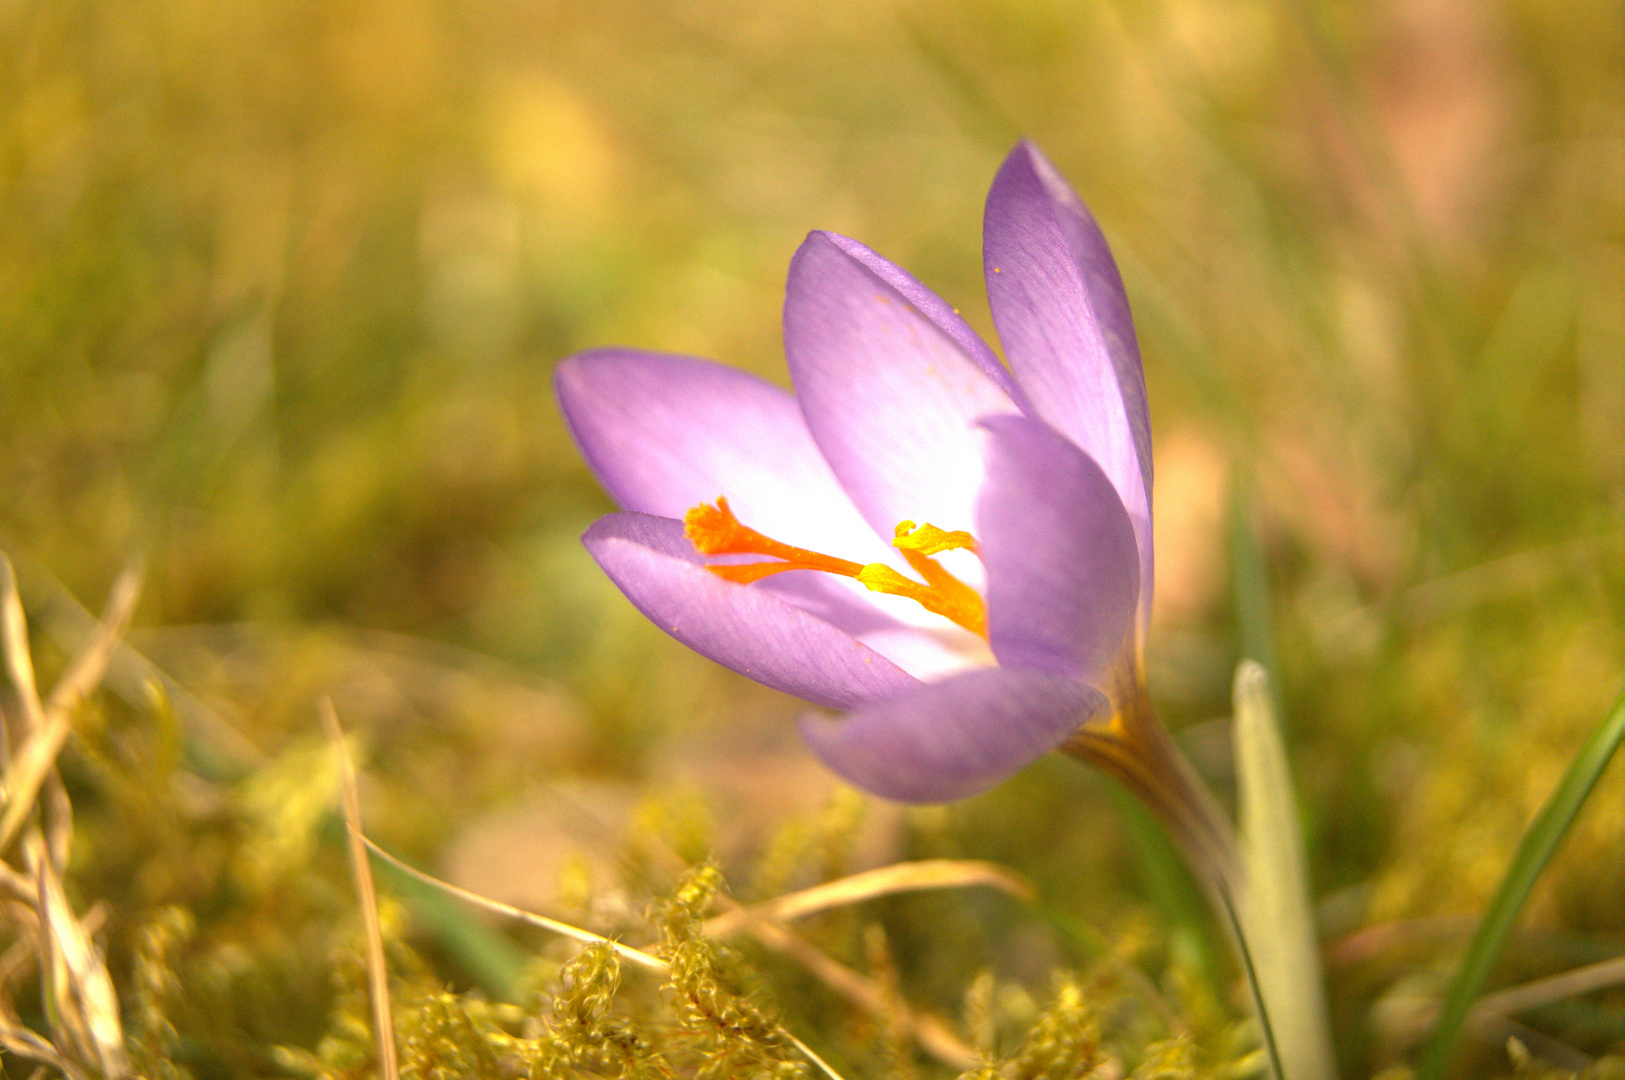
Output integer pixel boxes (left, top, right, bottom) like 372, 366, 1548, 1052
321, 699, 399, 1080
1234, 660, 1338, 1080
1416, 687, 1625, 1078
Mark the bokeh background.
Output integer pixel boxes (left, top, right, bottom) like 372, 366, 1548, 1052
1, 0, 1620, 1074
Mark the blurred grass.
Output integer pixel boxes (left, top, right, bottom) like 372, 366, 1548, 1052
1, 0, 1621, 1074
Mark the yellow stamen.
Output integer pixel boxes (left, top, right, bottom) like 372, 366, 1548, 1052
683, 498, 987, 638
891, 520, 978, 556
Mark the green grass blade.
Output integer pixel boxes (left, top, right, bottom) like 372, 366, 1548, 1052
1416, 687, 1625, 1079
1234, 660, 1338, 1080
1227, 483, 1298, 1079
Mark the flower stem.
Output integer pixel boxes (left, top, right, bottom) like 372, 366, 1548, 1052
1061, 679, 1240, 903
1060, 677, 1288, 1080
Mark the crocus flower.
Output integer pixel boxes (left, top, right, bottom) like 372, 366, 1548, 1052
555, 143, 1234, 886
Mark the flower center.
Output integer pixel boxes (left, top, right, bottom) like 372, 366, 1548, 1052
683, 497, 987, 638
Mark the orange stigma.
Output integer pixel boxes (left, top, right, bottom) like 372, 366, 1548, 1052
683, 497, 986, 638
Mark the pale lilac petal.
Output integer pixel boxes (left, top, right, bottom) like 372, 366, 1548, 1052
784, 231, 1020, 539
819, 233, 1026, 407
850, 623, 993, 682
583, 512, 919, 710
799, 668, 1107, 802
977, 414, 1139, 684
983, 142, 1154, 614
756, 575, 991, 682
555, 350, 888, 563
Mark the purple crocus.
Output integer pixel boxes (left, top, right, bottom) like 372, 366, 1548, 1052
555, 144, 1224, 867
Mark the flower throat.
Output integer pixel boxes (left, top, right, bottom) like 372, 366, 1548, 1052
683, 497, 986, 638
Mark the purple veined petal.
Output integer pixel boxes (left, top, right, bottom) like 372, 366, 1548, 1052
784, 231, 1021, 540
818, 233, 1028, 409
977, 414, 1139, 686
555, 350, 889, 564
583, 512, 920, 711
983, 142, 1154, 616
799, 667, 1108, 803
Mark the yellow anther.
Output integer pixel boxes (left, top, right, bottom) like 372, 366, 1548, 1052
683, 498, 988, 638
892, 520, 978, 556
856, 563, 986, 638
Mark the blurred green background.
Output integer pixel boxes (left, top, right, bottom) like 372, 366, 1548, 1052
1, 0, 1620, 1073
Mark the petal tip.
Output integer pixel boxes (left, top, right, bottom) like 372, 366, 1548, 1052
991, 140, 1085, 227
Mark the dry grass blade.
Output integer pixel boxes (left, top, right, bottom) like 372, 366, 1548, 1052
41, 562, 142, 719
745, 918, 978, 1069
0, 1011, 91, 1080
637, 828, 981, 1069
701, 859, 1032, 939
320, 698, 400, 1080
1469, 954, 1625, 1030
0, 555, 136, 1078
357, 835, 852, 1078
17, 559, 264, 772
26, 834, 129, 1079
0, 860, 34, 905
0, 561, 142, 856
360, 835, 669, 973
0, 554, 47, 738
779, 1027, 848, 1080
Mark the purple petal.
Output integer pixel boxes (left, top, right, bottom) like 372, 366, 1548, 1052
755, 574, 991, 682
583, 512, 920, 711
818, 233, 1026, 407
977, 414, 1139, 684
555, 349, 885, 562
784, 231, 1020, 539
983, 142, 1154, 614
799, 667, 1108, 802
